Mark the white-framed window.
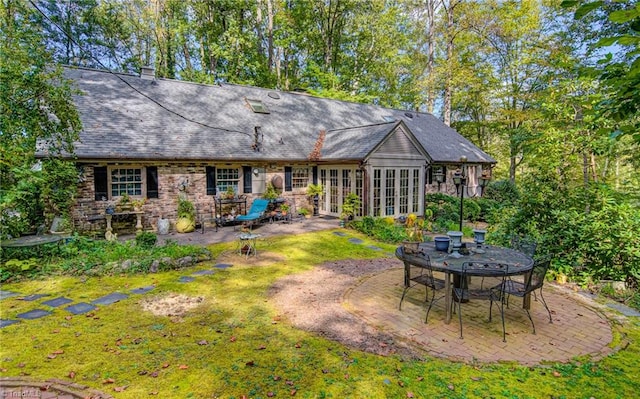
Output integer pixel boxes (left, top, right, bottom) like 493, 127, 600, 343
110, 167, 143, 197
292, 167, 309, 188
216, 168, 240, 194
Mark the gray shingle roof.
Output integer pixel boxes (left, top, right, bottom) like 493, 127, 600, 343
51, 67, 496, 164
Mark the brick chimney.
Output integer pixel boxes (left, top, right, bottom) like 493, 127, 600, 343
140, 66, 155, 80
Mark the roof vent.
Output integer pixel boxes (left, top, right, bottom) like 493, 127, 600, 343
404, 112, 414, 119
140, 66, 155, 80
267, 92, 281, 100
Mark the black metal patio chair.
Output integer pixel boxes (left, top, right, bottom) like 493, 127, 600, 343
454, 262, 509, 342
398, 253, 446, 323
492, 257, 553, 334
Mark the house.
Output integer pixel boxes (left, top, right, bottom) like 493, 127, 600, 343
38, 66, 496, 232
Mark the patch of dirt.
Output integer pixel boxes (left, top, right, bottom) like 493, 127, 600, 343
140, 293, 204, 321
216, 250, 287, 267
268, 257, 422, 359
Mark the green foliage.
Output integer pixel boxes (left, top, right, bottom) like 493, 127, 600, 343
306, 183, 323, 198
0, 235, 207, 283
1, 3, 81, 238
176, 196, 196, 221
340, 193, 361, 220
135, 232, 157, 249
482, 179, 520, 205
351, 216, 408, 243
491, 181, 640, 287
262, 182, 279, 201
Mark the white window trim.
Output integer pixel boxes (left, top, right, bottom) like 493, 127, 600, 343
108, 165, 146, 199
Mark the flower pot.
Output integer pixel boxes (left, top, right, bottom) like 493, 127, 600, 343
157, 217, 170, 235
434, 236, 450, 252
175, 217, 195, 233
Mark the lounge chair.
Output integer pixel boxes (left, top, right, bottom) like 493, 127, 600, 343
235, 199, 270, 229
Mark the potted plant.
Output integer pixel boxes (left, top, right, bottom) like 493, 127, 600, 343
118, 192, 131, 211
306, 183, 323, 216
131, 198, 146, 211
280, 203, 290, 216
223, 186, 236, 200
299, 207, 310, 218
403, 213, 424, 254
175, 196, 196, 233
262, 182, 279, 201
339, 193, 361, 226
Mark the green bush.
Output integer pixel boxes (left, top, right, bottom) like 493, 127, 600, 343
483, 179, 520, 205
490, 181, 640, 288
136, 232, 157, 249
0, 235, 208, 282
351, 216, 406, 243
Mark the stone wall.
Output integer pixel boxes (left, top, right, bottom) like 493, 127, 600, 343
72, 162, 314, 235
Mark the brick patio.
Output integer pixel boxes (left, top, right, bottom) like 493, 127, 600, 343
344, 267, 617, 365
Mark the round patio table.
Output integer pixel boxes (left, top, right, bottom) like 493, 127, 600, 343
396, 242, 534, 324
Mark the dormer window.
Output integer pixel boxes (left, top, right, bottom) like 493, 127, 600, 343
246, 99, 269, 114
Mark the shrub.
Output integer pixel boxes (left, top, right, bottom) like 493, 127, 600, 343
136, 232, 157, 249
482, 179, 520, 205
351, 216, 406, 243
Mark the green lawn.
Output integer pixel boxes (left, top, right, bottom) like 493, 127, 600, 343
1, 230, 639, 398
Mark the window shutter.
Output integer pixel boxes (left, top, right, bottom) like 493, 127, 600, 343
312, 166, 318, 185
284, 166, 292, 192
206, 166, 216, 195
442, 166, 447, 182
428, 167, 433, 185
243, 166, 252, 193
94, 166, 108, 200
146, 166, 158, 198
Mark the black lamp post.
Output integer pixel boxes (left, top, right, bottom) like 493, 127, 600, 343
452, 156, 467, 232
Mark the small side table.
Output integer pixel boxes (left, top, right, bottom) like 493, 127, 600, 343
238, 233, 261, 258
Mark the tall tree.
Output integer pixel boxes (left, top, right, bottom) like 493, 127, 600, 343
1, 0, 81, 234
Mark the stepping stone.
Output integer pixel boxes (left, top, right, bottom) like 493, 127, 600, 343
348, 238, 364, 244
178, 276, 195, 283
91, 292, 128, 306
17, 309, 51, 320
367, 245, 382, 251
65, 302, 96, 315
214, 263, 232, 269
42, 297, 73, 307
607, 302, 640, 317
192, 270, 215, 276
333, 232, 348, 237
130, 286, 155, 295
21, 294, 49, 301
0, 290, 19, 300
0, 319, 19, 328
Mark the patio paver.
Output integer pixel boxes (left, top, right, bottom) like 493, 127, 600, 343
344, 267, 617, 364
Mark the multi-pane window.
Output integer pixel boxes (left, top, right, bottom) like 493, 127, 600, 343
373, 169, 381, 216
111, 168, 142, 197
320, 169, 327, 212
355, 170, 363, 217
329, 169, 339, 213
399, 169, 409, 214
385, 169, 396, 216
412, 169, 420, 213
292, 167, 309, 188
216, 168, 240, 194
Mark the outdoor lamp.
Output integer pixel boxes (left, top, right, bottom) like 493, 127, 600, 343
453, 156, 468, 232
434, 168, 444, 183
478, 173, 491, 196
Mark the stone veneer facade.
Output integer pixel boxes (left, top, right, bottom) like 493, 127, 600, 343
72, 162, 313, 235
